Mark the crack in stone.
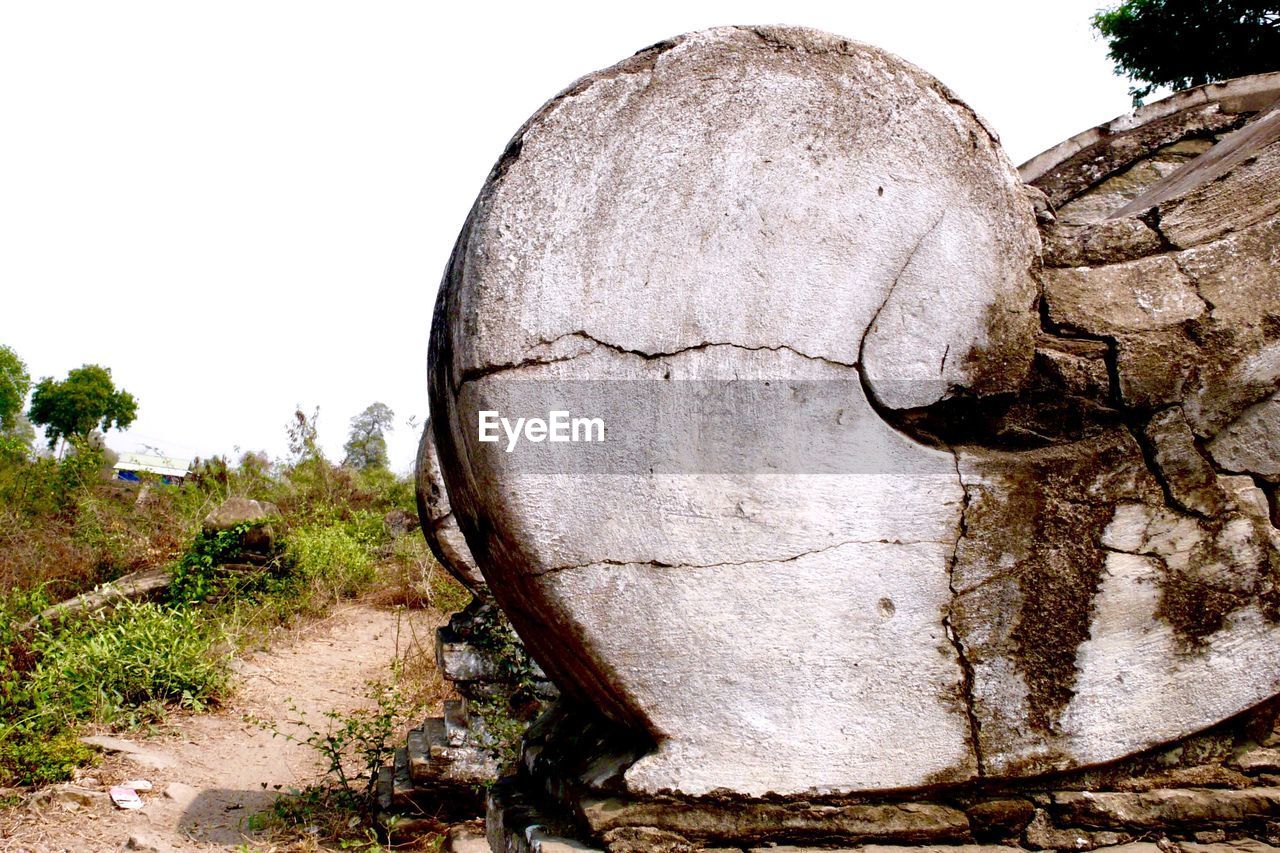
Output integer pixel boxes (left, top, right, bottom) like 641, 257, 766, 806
857, 211, 949, 411
534, 536, 948, 577
457, 331, 860, 386
942, 450, 986, 776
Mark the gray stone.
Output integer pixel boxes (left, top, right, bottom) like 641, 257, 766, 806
748, 847, 1017, 853
383, 508, 419, 537
201, 496, 279, 532
79, 735, 177, 770
1209, 391, 1280, 480
1144, 407, 1226, 516
431, 23, 1038, 799
162, 781, 198, 807
43, 785, 108, 809
1042, 217, 1165, 267
1176, 215, 1280, 435
416, 423, 487, 590
964, 798, 1035, 839
124, 832, 174, 852
1155, 111, 1280, 248
1182, 842, 1280, 853
1055, 138, 1214, 225
1044, 255, 1205, 336
601, 826, 694, 853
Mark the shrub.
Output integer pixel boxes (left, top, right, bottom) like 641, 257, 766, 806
31, 600, 230, 726
0, 589, 97, 786
285, 524, 376, 604
168, 522, 259, 604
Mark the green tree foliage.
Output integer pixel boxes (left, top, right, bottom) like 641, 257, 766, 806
28, 364, 138, 450
0, 345, 31, 432
1093, 1, 1280, 103
343, 402, 394, 470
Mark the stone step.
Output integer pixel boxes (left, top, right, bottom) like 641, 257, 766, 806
408, 717, 501, 787
444, 699, 469, 747
487, 777, 602, 853
375, 764, 393, 814
375, 747, 417, 813
436, 625, 504, 682
435, 624, 551, 687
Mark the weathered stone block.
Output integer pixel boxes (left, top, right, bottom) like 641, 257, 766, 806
1051, 787, 1280, 829
578, 795, 971, 845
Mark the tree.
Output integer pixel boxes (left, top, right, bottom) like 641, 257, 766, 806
343, 402, 394, 470
286, 406, 323, 462
28, 364, 138, 451
1093, 1, 1280, 103
0, 345, 30, 432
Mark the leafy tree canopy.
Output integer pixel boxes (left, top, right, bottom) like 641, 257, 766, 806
1093, 1, 1280, 103
0, 345, 31, 433
343, 402, 394, 470
28, 364, 138, 450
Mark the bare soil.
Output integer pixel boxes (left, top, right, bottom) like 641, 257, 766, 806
0, 602, 428, 852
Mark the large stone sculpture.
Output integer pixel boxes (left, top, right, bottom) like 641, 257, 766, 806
428, 25, 1280, 801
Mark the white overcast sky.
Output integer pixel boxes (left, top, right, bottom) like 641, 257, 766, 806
0, 1, 1135, 472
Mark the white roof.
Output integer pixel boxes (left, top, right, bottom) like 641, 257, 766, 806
113, 452, 191, 478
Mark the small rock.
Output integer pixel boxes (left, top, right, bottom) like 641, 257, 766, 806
383, 508, 420, 537
124, 831, 173, 852
1051, 788, 1280, 829
1024, 809, 1131, 851
1196, 830, 1230, 843
163, 781, 198, 807
603, 826, 694, 853
1181, 841, 1280, 853
47, 785, 108, 809
966, 798, 1036, 839
1232, 748, 1280, 774
80, 735, 176, 770
1114, 764, 1253, 791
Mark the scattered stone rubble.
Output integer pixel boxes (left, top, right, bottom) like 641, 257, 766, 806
419, 24, 1280, 853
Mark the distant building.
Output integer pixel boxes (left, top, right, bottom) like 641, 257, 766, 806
113, 452, 191, 485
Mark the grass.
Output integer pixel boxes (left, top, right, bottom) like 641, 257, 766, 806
0, 437, 465, 792
31, 600, 230, 726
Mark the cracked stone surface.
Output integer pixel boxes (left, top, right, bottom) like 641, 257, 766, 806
429, 26, 1280, 799
430, 25, 1034, 797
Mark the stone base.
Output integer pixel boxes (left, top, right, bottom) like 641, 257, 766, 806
376, 599, 558, 844
476, 697, 1280, 853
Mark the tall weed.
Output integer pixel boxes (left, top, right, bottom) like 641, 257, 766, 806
31, 600, 230, 726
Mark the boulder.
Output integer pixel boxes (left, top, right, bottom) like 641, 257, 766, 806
428, 28, 1280, 799
430, 25, 1037, 796
201, 497, 280, 532
384, 508, 420, 538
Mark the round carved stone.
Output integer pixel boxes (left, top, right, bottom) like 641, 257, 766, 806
428, 28, 1280, 796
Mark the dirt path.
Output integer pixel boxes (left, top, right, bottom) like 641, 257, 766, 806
1, 602, 426, 852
